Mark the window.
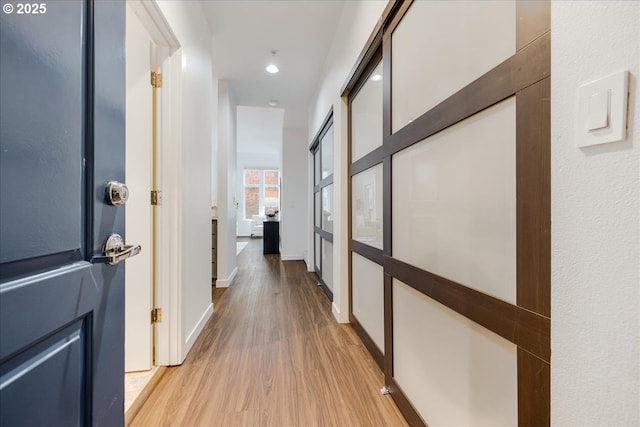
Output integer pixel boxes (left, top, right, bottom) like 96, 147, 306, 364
243, 169, 280, 220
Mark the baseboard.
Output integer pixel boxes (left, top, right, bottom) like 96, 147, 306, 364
182, 303, 213, 357
281, 254, 304, 261
125, 366, 167, 426
332, 302, 341, 322
216, 266, 238, 288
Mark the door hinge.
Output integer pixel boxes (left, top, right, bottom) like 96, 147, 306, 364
150, 71, 163, 88
151, 308, 162, 323
150, 190, 162, 206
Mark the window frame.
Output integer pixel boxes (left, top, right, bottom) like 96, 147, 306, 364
243, 168, 280, 220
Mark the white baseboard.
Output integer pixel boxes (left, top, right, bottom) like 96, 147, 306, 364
182, 303, 213, 359
332, 302, 341, 322
281, 254, 304, 261
216, 266, 238, 288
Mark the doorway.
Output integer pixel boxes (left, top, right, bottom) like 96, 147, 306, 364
125, 1, 156, 375
123, 1, 182, 420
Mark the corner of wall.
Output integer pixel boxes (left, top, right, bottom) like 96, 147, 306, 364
215, 266, 238, 288
182, 303, 213, 360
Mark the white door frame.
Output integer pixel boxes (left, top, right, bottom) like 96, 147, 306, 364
128, 0, 184, 366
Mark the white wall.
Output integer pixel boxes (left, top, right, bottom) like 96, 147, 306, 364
156, 1, 214, 358
216, 80, 238, 288
308, 1, 388, 322
211, 103, 218, 211
551, 2, 639, 426
281, 128, 309, 260
235, 152, 280, 236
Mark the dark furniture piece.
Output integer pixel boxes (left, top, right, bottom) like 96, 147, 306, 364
263, 221, 280, 254
211, 219, 217, 280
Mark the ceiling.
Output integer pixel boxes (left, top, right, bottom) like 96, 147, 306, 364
201, 0, 346, 130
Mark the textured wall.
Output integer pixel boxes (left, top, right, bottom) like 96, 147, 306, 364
551, 2, 640, 425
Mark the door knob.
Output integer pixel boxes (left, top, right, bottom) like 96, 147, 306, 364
106, 181, 129, 205
93, 233, 141, 265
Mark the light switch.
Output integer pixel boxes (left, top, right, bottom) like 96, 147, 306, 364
587, 90, 609, 131
576, 70, 629, 147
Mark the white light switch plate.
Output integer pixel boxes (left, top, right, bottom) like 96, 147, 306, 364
576, 70, 629, 147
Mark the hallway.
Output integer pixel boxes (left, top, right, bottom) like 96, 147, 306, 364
130, 239, 407, 427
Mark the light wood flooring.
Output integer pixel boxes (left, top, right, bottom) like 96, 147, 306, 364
131, 238, 408, 427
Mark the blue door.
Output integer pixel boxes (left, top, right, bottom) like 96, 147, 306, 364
0, 1, 130, 425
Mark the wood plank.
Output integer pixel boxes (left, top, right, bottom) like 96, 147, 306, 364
385, 0, 414, 35
351, 240, 384, 266
351, 147, 385, 176
387, 256, 551, 363
385, 33, 550, 157
388, 257, 519, 345
131, 239, 408, 427
314, 174, 334, 192
383, 157, 392, 256
315, 227, 333, 243
517, 349, 550, 426
348, 47, 383, 103
517, 307, 551, 363
516, 0, 550, 50
383, 32, 392, 139
516, 77, 551, 316
384, 273, 393, 381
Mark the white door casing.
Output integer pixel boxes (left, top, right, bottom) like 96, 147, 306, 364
125, 3, 155, 372
125, 0, 185, 367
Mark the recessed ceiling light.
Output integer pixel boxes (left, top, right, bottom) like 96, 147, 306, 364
370, 74, 382, 82
266, 50, 279, 74
268, 100, 279, 107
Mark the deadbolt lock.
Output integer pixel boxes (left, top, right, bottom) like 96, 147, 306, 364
106, 181, 129, 205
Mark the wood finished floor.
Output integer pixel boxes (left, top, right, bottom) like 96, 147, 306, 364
131, 238, 408, 427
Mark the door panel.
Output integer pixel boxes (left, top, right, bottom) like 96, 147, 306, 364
351, 164, 383, 249
393, 279, 517, 426
351, 61, 383, 162
0, 1, 127, 426
352, 252, 384, 352
391, 0, 516, 132
392, 97, 517, 304
1, 316, 87, 427
0, 1, 83, 266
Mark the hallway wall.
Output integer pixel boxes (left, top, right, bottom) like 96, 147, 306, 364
156, 1, 214, 358
216, 80, 238, 288
551, 2, 640, 425
281, 128, 309, 260
308, 0, 388, 322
